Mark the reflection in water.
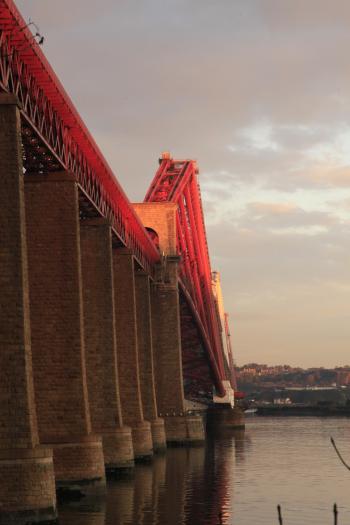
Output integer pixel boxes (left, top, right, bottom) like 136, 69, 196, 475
233, 428, 247, 464
57, 429, 242, 525
160, 448, 189, 525
132, 463, 153, 524
58, 418, 350, 524
58, 499, 106, 525
151, 453, 166, 524
105, 476, 135, 525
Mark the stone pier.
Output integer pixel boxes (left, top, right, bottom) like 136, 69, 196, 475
207, 405, 245, 431
135, 270, 166, 451
24, 171, 105, 495
151, 265, 205, 445
133, 202, 205, 444
80, 219, 134, 471
112, 249, 153, 459
0, 94, 57, 522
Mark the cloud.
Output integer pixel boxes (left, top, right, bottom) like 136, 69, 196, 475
14, 0, 350, 366
207, 221, 350, 366
228, 123, 281, 153
244, 201, 338, 233
305, 165, 350, 188
248, 202, 297, 214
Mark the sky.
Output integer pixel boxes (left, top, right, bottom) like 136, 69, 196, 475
16, 1, 350, 368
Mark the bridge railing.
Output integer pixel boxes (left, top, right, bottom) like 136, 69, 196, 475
0, 0, 160, 274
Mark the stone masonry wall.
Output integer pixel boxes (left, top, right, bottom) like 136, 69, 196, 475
24, 172, 91, 441
80, 220, 123, 431
112, 249, 144, 427
0, 94, 38, 450
134, 272, 158, 421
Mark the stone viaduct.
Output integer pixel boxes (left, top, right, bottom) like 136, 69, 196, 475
0, 1, 241, 522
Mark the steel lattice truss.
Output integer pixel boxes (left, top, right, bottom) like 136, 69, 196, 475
0, 0, 234, 398
224, 313, 237, 390
145, 155, 235, 396
0, 0, 159, 275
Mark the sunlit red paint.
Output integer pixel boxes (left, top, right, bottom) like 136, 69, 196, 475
0, 0, 236, 399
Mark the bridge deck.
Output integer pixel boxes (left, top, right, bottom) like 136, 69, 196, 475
0, 0, 159, 274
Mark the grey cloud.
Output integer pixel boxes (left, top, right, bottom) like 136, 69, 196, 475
17, 0, 350, 198
207, 222, 350, 366
244, 202, 338, 230
209, 222, 350, 290
14, 0, 350, 366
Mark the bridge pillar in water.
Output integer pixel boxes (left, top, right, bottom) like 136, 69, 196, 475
80, 219, 134, 471
133, 202, 205, 445
0, 94, 57, 522
0, 94, 56, 523
207, 405, 245, 432
151, 257, 205, 445
24, 171, 106, 495
134, 271, 166, 452
112, 249, 153, 459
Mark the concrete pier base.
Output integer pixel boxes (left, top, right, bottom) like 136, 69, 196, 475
51, 435, 106, 497
102, 427, 134, 472
0, 448, 56, 525
165, 414, 205, 445
207, 405, 245, 431
132, 421, 153, 460
150, 418, 167, 452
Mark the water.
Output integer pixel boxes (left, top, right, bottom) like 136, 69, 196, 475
57, 417, 350, 524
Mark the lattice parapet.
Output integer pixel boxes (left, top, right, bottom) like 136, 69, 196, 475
0, 1, 159, 274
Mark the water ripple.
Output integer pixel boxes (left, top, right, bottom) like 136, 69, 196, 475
57, 417, 350, 524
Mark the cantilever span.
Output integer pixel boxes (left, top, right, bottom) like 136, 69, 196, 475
145, 154, 235, 399
0, 1, 241, 521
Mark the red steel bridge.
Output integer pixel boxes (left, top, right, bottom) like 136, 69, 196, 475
0, 0, 236, 403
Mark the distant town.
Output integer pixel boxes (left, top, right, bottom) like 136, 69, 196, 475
236, 364, 350, 407
237, 363, 350, 388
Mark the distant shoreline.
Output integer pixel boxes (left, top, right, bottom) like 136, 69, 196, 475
256, 405, 350, 417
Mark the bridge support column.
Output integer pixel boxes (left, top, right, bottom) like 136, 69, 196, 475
0, 94, 57, 522
151, 258, 205, 445
135, 271, 166, 452
80, 219, 134, 471
112, 250, 153, 459
207, 405, 245, 431
24, 172, 105, 496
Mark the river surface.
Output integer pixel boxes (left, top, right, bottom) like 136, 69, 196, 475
57, 417, 350, 524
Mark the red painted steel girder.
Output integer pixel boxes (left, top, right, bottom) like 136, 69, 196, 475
0, 0, 159, 274
224, 312, 237, 390
0, 0, 233, 398
179, 282, 220, 382
145, 155, 228, 397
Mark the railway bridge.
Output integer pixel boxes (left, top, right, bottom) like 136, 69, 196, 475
0, 0, 240, 521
